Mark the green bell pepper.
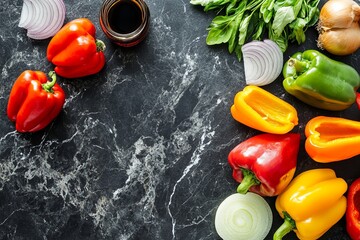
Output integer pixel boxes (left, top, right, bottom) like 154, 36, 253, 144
283, 50, 360, 111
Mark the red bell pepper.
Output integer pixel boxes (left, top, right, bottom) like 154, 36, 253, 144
228, 133, 300, 196
47, 18, 106, 78
356, 92, 360, 110
346, 177, 360, 240
7, 70, 65, 132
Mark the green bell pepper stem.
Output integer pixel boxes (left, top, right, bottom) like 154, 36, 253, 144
273, 211, 296, 240
288, 58, 310, 73
237, 168, 261, 194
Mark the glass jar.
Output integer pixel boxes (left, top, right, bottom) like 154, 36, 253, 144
99, 0, 150, 47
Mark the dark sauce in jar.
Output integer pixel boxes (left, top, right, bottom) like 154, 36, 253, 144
100, 0, 150, 47
108, 0, 142, 34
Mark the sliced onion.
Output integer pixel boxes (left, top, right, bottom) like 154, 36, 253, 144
18, 0, 66, 40
214, 193, 272, 240
242, 39, 283, 86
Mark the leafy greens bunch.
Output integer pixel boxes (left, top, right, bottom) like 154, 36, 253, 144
190, 0, 320, 60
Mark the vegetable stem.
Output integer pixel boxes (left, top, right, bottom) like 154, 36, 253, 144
273, 211, 296, 240
96, 39, 106, 52
288, 58, 310, 73
237, 168, 261, 194
42, 71, 57, 93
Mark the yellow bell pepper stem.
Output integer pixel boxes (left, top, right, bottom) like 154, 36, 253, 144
305, 116, 360, 162
274, 168, 347, 240
273, 211, 296, 240
230, 86, 298, 134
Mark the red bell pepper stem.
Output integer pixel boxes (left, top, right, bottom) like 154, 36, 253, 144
96, 39, 106, 52
42, 71, 57, 93
237, 168, 261, 194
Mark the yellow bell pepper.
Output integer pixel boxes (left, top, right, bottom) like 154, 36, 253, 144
305, 116, 360, 163
230, 86, 298, 134
274, 168, 347, 240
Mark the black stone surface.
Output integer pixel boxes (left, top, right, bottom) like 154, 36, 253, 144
0, 0, 359, 239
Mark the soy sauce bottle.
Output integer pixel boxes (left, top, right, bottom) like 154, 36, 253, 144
100, 0, 150, 47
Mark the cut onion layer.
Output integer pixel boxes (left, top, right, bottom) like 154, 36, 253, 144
242, 39, 283, 86
18, 0, 66, 40
215, 193, 272, 240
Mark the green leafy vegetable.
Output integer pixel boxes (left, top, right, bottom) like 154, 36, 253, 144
191, 0, 320, 61
272, 6, 296, 36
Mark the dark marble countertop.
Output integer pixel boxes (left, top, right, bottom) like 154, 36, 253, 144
1, 0, 359, 239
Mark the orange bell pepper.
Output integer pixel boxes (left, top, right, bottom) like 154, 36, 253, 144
230, 86, 298, 134
305, 116, 360, 163
47, 18, 106, 78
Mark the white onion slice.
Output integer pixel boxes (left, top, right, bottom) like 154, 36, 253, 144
242, 39, 283, 86
215, 193, 272, 240
18, 0, 66, 40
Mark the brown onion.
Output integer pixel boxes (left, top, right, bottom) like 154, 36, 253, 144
317, 0, 360, 55
319, 0, 360, 29
318, 22, 360, 55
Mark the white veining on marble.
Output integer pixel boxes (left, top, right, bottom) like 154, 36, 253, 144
1, 0, 340, 239
168, 119, 215, 239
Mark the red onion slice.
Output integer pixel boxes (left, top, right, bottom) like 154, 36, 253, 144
241, 40, 283, 86
18, 0, 66, 40
19, 0, 32, 28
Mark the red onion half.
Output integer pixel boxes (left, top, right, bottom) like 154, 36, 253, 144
241, 40, 283, 86
18, 0, 66, 40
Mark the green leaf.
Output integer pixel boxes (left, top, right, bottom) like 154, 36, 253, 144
272, 6, 296, 37
235, 44, 243, 61
238, 13, 253, 45
260, 0, 275, 23
260, 0, 274, 13
246, 11, 260, 38
289, 18, 307, 43
269, 24, 288, 52
190, 0, 229, 8
292, 0, 303, 17
189, 0, 232, 11
272, 35, 288, 52
263, 9, 273, 23
190, 0, 215, 6
298, 1, 307, 19
204, 1, 231, 11
246, 0, 265, 11
193, 0, 319, 61
305, 1, 320, 26
228, 11, 244, 53
252, 21, 265, 40
209, 15, 233, 26
206, 15, 235, 45
226, 0, 238, 15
